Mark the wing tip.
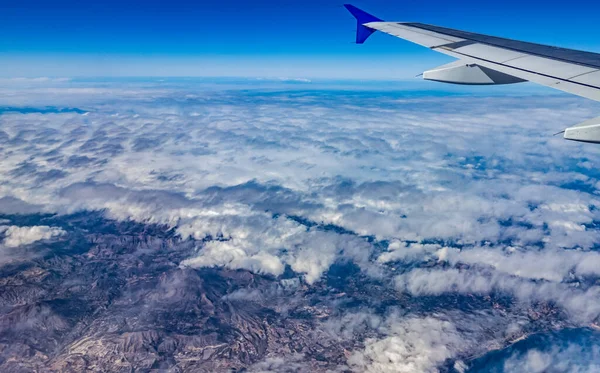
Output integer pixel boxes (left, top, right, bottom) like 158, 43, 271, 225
344, 4, 382, 44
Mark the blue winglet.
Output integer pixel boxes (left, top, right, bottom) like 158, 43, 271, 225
344, 4, 383, 44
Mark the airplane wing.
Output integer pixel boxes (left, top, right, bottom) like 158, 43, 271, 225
344, 4, 600, 144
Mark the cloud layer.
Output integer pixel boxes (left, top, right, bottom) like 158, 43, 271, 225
3, 79, 600, 371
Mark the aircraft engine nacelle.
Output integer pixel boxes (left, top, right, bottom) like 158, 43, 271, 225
423, 61, 526, 85
563, 116, 600, 144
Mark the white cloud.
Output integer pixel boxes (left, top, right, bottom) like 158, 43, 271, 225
347, 316, 466, 373
179, 211, 373, 284
377, 241, 443, 263
438, 246, 600, 282
502, 342, 600, 373
1, 225, 65, 248
395, 268, 600, 322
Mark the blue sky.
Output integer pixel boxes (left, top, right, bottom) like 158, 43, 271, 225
2, 0, 600, 78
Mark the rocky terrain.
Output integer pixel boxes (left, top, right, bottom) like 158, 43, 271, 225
0, 210, 586, 373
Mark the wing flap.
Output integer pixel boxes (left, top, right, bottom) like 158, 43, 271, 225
505, 55, 597, 80
571, 71, 600, 86
367, 22, 463, 48
444, 43, 528, 63
429, 38, 600, 82
442, 55, 600, 101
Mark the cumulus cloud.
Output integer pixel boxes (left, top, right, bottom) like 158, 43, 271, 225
438, 246, 600, 282
348, 316, 466, 373
326, 308, 526, 373
1, 225, 65, 247
377, 241, 443, 263
395, 268, 600, 322
503, 343, 600, 373
179, 214, 373, 284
